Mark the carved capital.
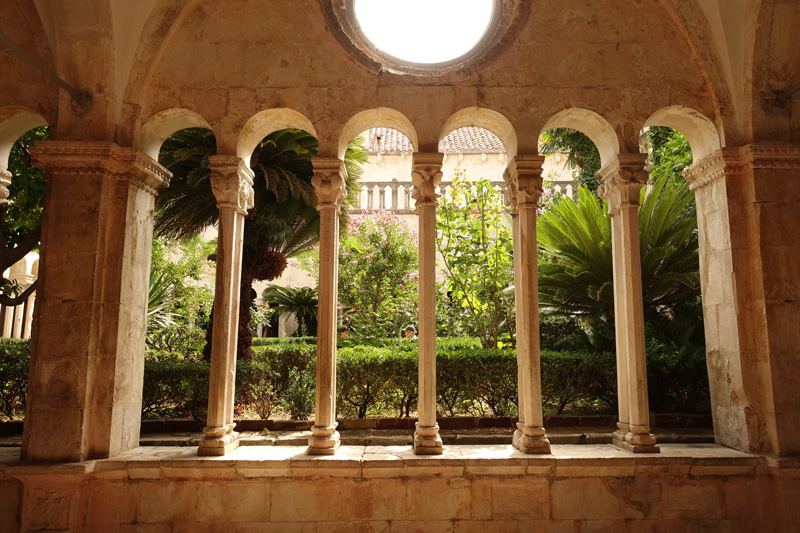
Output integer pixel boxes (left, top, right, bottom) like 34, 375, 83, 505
683, 148, 748, 191
208, 155, 255, 215
0, 168, 11, 206
411, 153, 444, 208
504, 155, 544, 211
683, 144, 800, 191
597, 154, 649, 214
311, 157, 347, 210
27, 141, 171, 196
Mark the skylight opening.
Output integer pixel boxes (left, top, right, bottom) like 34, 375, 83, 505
354, 0, 495, 65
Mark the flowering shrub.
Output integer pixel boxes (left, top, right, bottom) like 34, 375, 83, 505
336, 210, 420, 338
436, 171, 515, 348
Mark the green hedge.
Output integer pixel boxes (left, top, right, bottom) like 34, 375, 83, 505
0, 339, 30, 420
1, 337, 709, 422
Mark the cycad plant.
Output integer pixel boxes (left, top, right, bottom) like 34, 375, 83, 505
537, 173, 700, 342
156, 128, 364, 359
262, 284, 319, 336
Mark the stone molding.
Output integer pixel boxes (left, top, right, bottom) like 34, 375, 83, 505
311, 157, 347, 210
208, 155, 255, 215
28, 141, 171, 196
747, 143, 800, 169
683, 148, 749, 191
411, 153, 444, 208
0, 168, 11, 206
597, 154, 649, 214
683, 144, 800, 191
504, 155, 545, 211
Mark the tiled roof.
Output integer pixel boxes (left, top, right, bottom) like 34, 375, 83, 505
365, 126, 506, 154
367, 127, 414, 153
439, 127, 506, 154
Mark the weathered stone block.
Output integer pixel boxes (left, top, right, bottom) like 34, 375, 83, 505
199, 481, 269, 521
663, 483, 724, 519
406, 478, 471, 521
136, 481, 198, 523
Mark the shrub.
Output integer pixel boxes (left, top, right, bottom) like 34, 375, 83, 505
541, 350, 616, 415
337, 346, 393, 418
0, 336, 710, 422
252, 337, 316, 346
142, 358, 210, 421
0, 339, 30, 420
247, 342, 316, 420
646, 339, 710, 413
146, 324, 206, 356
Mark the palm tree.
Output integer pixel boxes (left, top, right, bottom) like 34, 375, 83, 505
537, 173, 700, 338
539, 128, 601, 194
263, 284, 319, 336
156, 128, 364, 359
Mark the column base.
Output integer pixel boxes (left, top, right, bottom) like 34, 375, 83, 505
512, 424, 551, 454
612, 424, 659, 453
308, 424, 341, 455
413, 423, 443, 455
198, 425, 239, 456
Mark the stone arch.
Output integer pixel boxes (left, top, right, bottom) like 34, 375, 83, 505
237, 109, 318, 166
0, 106, 48, 170
135, 108, 214, 160
439, 107, 517, 159
539, 108, 620, 168
643, 106, 722, 161
338, 108, 418, 159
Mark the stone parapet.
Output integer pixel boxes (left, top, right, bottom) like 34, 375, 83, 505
2, 444, 795, 531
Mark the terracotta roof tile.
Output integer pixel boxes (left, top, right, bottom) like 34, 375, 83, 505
439, 127, 506, 153
365, 126, 506, 154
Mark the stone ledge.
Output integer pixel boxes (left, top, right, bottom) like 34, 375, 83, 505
0, 444, 760, 479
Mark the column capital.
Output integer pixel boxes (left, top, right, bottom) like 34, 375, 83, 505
311, 157, 347, 210
411, 152, 444, 207
0, 167, 11, 206
683, 148, 748, 191
208, 155, 255, 215
28, 140, 171, 196
597, 154, 649, 214
504, 155, 545, 211
684, 143, 800, 191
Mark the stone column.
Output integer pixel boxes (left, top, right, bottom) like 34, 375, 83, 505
198, 156, 253, 457
23, 293, 35, 339
598, 154, 659, 453
1, 304, 12, 337
23, 141, 169, 462
308, 157, 346, 455
411, 153, 443, 455
504, 156, 551, 454
684, 144, 800, 457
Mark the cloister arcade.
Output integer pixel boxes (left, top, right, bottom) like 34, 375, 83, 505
1, 0, 799, 530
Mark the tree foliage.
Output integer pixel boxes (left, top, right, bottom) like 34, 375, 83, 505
263, 284, 319, 336
537, 173, 700, 340
436, 172, 515, 348
334, 210, 420, 338
539, 128, 601, 194
0, 126, 48, 305
156, 127, 364, 359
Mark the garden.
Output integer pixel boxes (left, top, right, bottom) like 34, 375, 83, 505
0, 126, 711, 426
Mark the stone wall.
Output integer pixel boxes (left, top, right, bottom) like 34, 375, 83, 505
2, 444, 798, 532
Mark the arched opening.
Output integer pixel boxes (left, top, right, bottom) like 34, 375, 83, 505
0, 117, 48, 345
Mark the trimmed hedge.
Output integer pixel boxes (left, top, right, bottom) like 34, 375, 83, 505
1, 337, 709, 422
0, 339, 30, 420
